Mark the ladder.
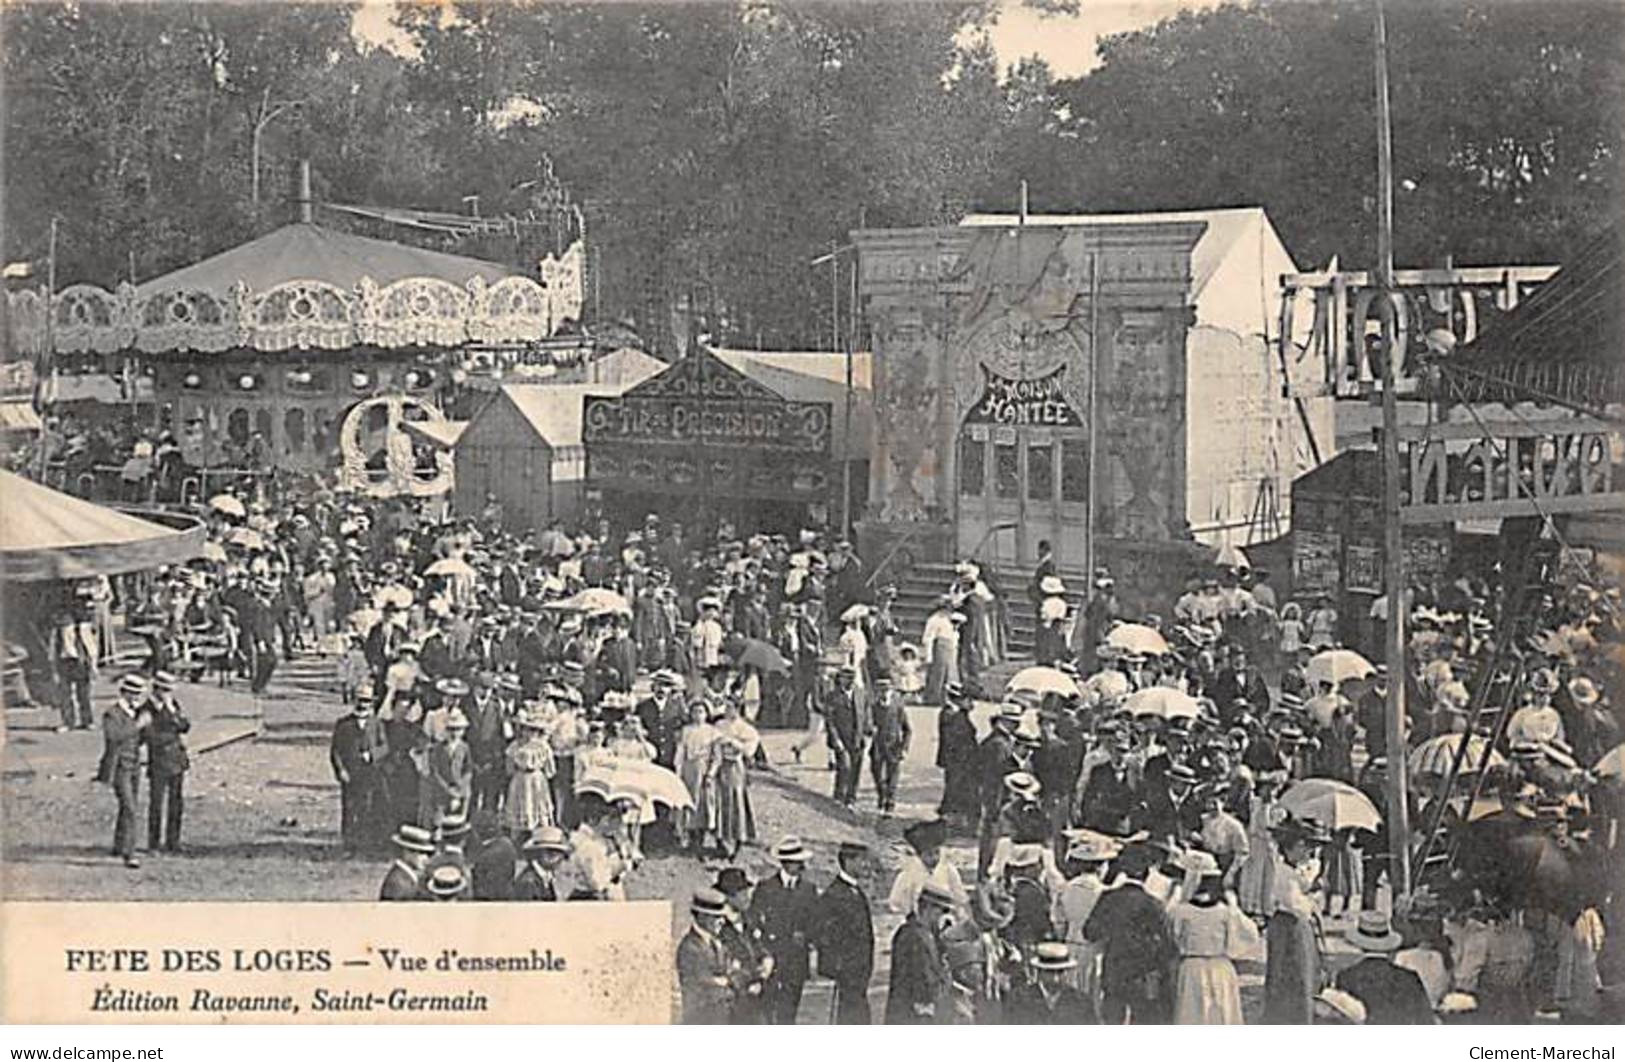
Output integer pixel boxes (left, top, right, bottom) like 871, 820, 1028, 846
1411, 538, 1561, 883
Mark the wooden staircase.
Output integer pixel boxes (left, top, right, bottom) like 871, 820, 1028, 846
887, 561, 1092, 658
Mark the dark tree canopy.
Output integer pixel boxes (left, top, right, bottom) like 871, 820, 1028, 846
3, 0, 1620, 352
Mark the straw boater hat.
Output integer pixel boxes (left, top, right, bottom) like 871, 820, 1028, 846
392, 824, 435, 854
919, 880, 957, 911
152, 670, 177, 692
1064, 830, 1120, 864
994, 701, 1024, 724
521, 825, 569, 854
1030, 941, 1077, 972
1347, 910, 1404, 952
425, 865, 468, 898
118, 673, 150, 698
435, 677, 470, 699
691, 886, 729, 918
1568, 676, 1601, 706
1002, 771, 1042, 801
772, 836, 811, 864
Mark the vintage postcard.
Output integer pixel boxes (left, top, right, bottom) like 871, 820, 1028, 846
2, 0, 1620, 1030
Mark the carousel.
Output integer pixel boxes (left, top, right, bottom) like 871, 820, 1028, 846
4, 194, 583, 500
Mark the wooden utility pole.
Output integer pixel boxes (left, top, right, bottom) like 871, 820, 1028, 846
1374, 0, 1413, 901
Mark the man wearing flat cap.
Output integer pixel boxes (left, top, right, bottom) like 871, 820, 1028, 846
813, 841, 876, 1023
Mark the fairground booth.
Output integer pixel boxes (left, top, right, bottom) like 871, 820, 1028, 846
580, 346, 872, 536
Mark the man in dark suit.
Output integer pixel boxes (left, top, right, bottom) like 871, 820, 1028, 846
1136, 763, 1202, 844
678, 888, 738, 1024
99, 674, 151, 868
714, 867, 771, 1024
1336, 912, 1436, 1024
885, 880, 953, 1024
977, 704, 1022, 877
1084, 843, 1175, 1024
331, 699, 389, 854
596, 614, 639, 694
464, 673, 508, 817
1005, 942, 1091, 1023
1078, 731, 1139, 834
814, 842, 875, 1024
1212, 647, 1271, 723
636, 670, 685, 768
143, 671, 191, 853
747, 837, 820, 1024
825, 666, 867, 807
868, 677, 911, 814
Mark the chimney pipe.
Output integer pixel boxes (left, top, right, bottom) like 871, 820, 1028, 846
299, 160, 313, 224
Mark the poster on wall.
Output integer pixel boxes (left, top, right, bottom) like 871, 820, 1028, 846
1293, 529, 1343, 596
962, 363, 1083, 428
1345, 543, 1381, 594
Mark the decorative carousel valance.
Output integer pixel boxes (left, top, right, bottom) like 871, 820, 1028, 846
4, 223, 563, 358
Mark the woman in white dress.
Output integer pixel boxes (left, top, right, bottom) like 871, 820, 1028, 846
1050, 832, 1117, 1019
503, 708, 556, 839
1236, 771, 1287, 916
1168, 854, 1261, 1024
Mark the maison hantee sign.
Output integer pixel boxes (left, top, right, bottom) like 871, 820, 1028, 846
963, 364, 1083, 428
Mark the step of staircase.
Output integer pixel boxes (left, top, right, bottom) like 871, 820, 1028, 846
887, 561, 1094, 657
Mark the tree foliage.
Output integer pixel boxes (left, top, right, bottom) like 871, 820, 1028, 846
3, 0, 1620, 351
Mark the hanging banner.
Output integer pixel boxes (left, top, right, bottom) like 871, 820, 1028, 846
963, 363, 1082, 428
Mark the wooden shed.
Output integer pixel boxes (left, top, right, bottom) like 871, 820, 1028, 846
454, 373, 659, 532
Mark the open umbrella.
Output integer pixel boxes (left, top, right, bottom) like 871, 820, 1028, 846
424, 556, 476, 579
1278, 777, 1382, 832
199, 541, 227, 563
373, 585, 414, 610
208, 494, 245, 519
1408, 733, 1505, 778
555, 587, 632, 617
730, 637, 790, 675
576, 759, 693, 810
1006, 666, 1081, 698
1306, 648, 1375, 687
1081, 669, 1132, 702
225, 527, 265, 551
1595, 743, 1625, 780
1124, 686, 1201, 720
1104, 623, 1170, 657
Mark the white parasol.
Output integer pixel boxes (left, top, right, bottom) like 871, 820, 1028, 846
1306, 648, 1375, 688
1278, 777, 1382, 832
1124, 686, 1201, 720
208, 494, 246, 518
1408, 733, 1505, 778
555, 587, 632, 617
1104, 623, 1170, 657
575, 758, 693, 810
424, 556, 476, 579
1006, 666, 1081, 698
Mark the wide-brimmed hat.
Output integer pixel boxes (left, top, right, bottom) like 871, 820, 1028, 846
772, 836, 811, 863
425, 865, 468, 898
392, 824, 435, 854
690, 887, 728, 917
444, 707, 471, 731
903, 818, 948, 853
713, 867, 754, 896
521, 825, 569, 853
435, 677, 470, 698
1002, 771, 1042, 801
1039, 575, 1066, 595
993, 702, 1024, 724
151, 670, 177, 692
919, 880, 957, 910
1568, 677, 1601, 706
1063, 829, 1120, 863
1030, 941, 1076, 971
1347, 910, 1403, 952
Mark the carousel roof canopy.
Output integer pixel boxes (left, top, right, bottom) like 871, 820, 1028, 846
0, 469, 205, 581
7, 222, 557, 358
136, 223, 513, 298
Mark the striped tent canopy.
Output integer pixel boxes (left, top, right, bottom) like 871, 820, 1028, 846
0, 469, 204, 581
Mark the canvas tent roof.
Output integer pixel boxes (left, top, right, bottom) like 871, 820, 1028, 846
402, 419, 467, 450
711, 349, 874, 462
494, 352, 666, 452
135, 222, 514, 299
961, 207, 1298, 339
547, 347, 670, 387
0, 469, 205, 580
